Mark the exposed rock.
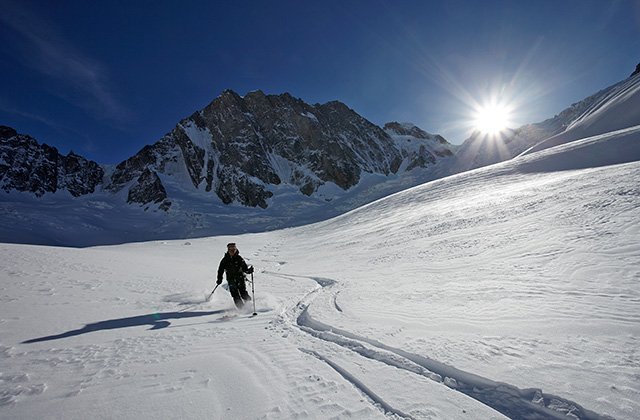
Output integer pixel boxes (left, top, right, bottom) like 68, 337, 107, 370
126, 168, 171, 210
0, 126, 18, 139
383, 122, 454, 171
0, 128, 103, 197
59, 152, 104, 197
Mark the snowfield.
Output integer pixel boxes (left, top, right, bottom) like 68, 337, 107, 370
1, 127, 639, 419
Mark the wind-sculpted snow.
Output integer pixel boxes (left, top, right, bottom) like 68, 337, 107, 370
278, 136, 640, 419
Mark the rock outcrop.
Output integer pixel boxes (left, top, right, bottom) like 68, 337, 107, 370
0, 126, 103, 197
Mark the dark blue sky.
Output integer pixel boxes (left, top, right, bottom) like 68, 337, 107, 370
1, 0, 638, 163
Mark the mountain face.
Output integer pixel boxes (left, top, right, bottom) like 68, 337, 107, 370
384, 122, 453, 171
1, 92, 455, 216
105, 90, 414, 210
0, 126, 104, 197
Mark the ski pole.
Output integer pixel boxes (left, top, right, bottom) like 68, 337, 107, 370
251, 270, 257, 316
206, 283, 219, 302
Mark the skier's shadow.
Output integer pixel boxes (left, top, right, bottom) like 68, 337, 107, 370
22, 310, 224, 344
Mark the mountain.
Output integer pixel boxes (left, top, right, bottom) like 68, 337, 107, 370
104, 90, 459, 212
107, 90, 404, 210
454, 64, 640, 172
383, 121, 454, 170
0, 93, 456, 246
0, 126, 104, 197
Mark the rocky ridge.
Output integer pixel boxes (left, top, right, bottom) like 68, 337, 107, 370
0, 126, 103, 197
1, 91, 456, 211
100, 90, 456, 209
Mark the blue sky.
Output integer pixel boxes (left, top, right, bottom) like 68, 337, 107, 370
1, 0, 638, 163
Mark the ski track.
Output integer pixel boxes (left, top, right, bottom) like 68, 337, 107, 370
299, 348, 416, 420
276, 272, 614, 420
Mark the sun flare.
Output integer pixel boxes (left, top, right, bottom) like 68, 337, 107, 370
473, 103, 512, 135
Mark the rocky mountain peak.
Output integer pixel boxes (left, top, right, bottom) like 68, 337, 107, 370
0, 126, 18, 139
210, 89, 245, 111
0, 126, 104, 197
631, 62, 640, 78
384, 122, 450, 145
101, 90, 461, 211
385, 122, 426, 137
1, 90, 456, 222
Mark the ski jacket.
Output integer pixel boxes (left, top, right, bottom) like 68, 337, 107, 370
217, 252, 250, 283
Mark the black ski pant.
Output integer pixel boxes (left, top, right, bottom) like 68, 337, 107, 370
228, 276, 250, 308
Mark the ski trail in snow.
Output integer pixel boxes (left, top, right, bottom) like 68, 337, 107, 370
262, 270, 337, 288
299, 348, 416, 420
333, 291, 343, 312
285, 273, 612, 420
297, 305, 612, 420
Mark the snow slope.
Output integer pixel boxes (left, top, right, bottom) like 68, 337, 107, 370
522, 73, 640, 156
454, 72, 640, 173
1, 123, 639, 419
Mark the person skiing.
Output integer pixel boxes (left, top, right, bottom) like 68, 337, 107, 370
217, 242, 254, 309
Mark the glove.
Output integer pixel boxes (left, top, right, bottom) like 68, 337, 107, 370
216, 279, 222, 285
247, 266, 254, 274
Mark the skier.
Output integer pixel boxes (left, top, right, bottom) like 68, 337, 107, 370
217, 242, 254, 309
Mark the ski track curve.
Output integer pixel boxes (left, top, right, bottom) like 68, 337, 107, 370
278, 272, 613, 420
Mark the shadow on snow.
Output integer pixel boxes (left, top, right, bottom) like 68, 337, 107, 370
22, 311, 224, 343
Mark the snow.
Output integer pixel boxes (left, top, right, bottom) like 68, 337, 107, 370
300, 111, 319, 122
522, 73, 640, 156
1, 124, 639, 419
179, 121, 213, 152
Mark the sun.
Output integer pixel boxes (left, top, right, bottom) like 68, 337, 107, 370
473, 103, 512, 136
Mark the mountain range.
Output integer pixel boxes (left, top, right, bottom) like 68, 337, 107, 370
1, 64, 639, 246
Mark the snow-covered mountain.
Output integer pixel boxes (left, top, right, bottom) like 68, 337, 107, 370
2, 59, 640, 420
454, 65, 640, 172
384, 121, 455, 170
107, 90, 408, 210
0, 92, 456, 246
